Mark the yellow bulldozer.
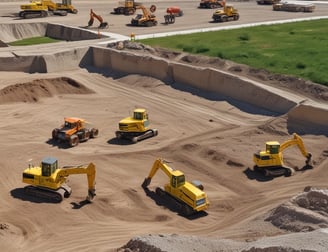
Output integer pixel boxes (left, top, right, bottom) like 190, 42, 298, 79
22, 157, 96, 203
142, 158, 209, 216
115, 108, 158, 143
19, 0, 77, 19
212, 0, 239, 22
253, 133, 313, 177
113, 0, 142, 15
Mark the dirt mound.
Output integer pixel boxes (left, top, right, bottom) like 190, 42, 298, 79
265, 187, 328, 232
0, 77, 94, 104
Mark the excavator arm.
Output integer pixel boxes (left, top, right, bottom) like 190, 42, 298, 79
56, 162, 96, 202
88, 9, 108, 29
142, 158, 184, 189
280, 133, 312, 166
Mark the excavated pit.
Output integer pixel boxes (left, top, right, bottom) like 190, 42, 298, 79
0, 23, 327, 136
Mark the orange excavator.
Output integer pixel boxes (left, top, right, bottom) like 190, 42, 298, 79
88, 9, 109, 29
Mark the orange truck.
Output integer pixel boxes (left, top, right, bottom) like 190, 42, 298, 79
52, 117, 99, 147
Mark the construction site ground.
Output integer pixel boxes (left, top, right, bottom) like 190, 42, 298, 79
0, 0, 328, 251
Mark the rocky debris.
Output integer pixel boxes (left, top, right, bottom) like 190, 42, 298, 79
119, 229, 328, 252
265, 187, 328, 232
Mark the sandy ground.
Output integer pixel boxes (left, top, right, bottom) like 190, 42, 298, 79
0, 1, 328, 251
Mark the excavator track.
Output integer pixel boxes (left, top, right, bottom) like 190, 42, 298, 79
254, 166, 295, 177
24, 185, 71, 203
19, 10, 48, 19
155, 187, 195, 216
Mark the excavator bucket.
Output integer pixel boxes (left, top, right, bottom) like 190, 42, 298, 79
141, 177, 151, 189
305, 153, 313, 168
86, 189, 96, 202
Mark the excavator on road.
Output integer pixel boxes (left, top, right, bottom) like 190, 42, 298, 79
115, 108, 158, 143
253, 133, 313, 177
142, 158, 209, 216
113, 0, 142, 15
22, 157, 96, 203
19, 0, 77, 19
88, 9, 109, 29
130, 4, 157, 27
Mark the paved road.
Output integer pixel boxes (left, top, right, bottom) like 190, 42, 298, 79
0, 0, 328, 41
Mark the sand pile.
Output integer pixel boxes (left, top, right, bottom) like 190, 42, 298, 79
265, 186, 328, 232
0, 77, 94, 103
119, 229, 328, 252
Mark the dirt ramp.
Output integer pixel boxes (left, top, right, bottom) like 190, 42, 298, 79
288, 103, 328, 135
46, 23, 100, 41
0, 77, 94, 104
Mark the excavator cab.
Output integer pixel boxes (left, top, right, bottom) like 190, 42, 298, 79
41, 157, 58, 176
170, 171, 185, 188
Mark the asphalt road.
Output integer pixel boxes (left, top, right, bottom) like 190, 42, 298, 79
0, 0, 328, 40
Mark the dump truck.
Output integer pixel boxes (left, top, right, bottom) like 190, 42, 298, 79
52, 117, 99, 147
273, 1, 315, 12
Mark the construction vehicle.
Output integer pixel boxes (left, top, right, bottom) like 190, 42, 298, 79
257, 0, 280, 5
87, 9, 109, 29
273, 1, 315, 12
212, 0, 239, 22
115, 108, 158, 143
19, 0, 77, 19
142, 158, 209, 216
22, 157, 96, 203
130, 4, 157, 27
113, 0, 142, 15
199, 0, 224, 9
164, 6, 183, 24
253, 133, 313, 177
52, 117, 99, 147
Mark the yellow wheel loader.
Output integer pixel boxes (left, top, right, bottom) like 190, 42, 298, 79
115, 108, 158, 143
130, 4, 157, 27
22, 157, 96, 203
142, 158, 209, 216
253, 133, 313, 177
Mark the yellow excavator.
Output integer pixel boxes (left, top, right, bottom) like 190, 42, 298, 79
142, 158, 209, 216
19, 0, 77, 19
115, 108, 158, 143
22, 157, 96, 203
253, 133, 312, 177
130, 4, 157, 26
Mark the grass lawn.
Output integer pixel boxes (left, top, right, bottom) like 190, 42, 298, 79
8, 36, 61, 46
140, 19, 328, 86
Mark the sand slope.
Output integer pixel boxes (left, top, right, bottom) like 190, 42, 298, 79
0, 1, 327, 251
